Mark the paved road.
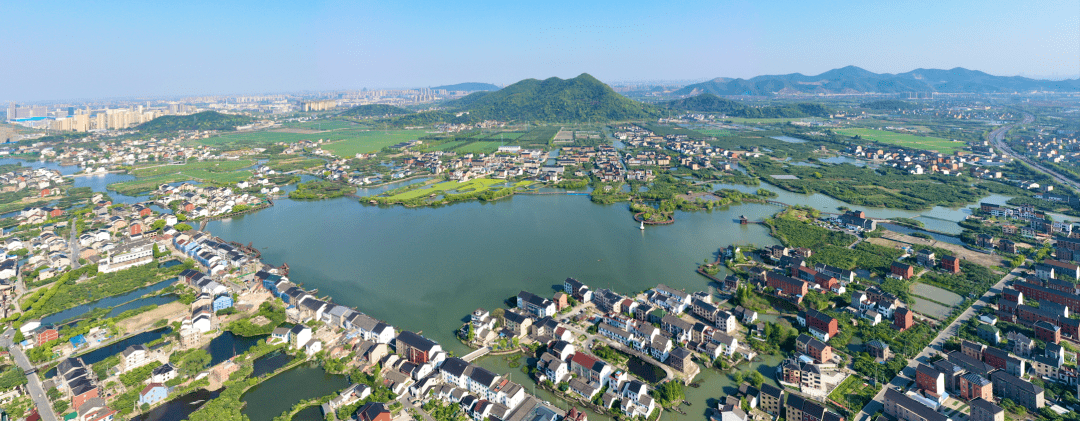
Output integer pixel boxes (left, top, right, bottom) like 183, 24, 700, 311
1, 329, 58, 421
399, 394, 436, 421
989, 113, 1080, 191
852, 267, 1021, 421
69, 217, 80, 269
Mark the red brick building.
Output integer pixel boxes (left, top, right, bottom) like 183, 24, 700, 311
1034, 320, 1061, 344
1014, 281, 1080, 313
804, 309, 838, 340
767, 273, 809, 297
893, 307, 913, 332
941, 255, 961, 274
915, 364, 944, 397
36, 328, 58, 347
959, 373, 993, 401
891, 262, 914, 279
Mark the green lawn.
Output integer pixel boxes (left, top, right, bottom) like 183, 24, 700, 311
386, 178, 506, 200
320, 130, 430, 157
835, 128, 963, 154
827, 375, 879, 413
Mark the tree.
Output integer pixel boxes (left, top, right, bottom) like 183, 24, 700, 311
151, 220, 166, 231
175, 223, 193, 231
749, 371, 765, 388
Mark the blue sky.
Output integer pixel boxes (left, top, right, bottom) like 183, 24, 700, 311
1, 0, 1077, 101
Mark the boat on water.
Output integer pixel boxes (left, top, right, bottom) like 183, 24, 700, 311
639, 221, 644, 230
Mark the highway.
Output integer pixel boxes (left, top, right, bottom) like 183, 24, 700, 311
1, 329, 59, 421
989, 113, 1080, 192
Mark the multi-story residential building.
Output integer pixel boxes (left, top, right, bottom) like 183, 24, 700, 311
990, 370, 1045, 411
883, 388, 949, 421
969, 398, 1004, 421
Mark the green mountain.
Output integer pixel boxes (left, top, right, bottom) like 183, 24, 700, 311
339, 104, 413, 118
432, 82, 499, 92
137, 111, 253, 133
664, 94, 831, 118
450, 73, 660, 122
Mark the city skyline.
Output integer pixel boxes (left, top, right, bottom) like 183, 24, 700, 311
1, 0, 1078, 101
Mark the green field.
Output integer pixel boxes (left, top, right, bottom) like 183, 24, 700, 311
481, 132, 525, 140
108, 174, 192, 195
696, 129, 735, 137
130, 160, 256, 178
281, 120, 359, 130
835, 128, 962, 153
455, 142, 501, 154
320, 130, 430, 157
181, 169, 253, 183
265, 157, 326, 172
197, 131, 340, 145
386, 178, 506, 200
429, 141, 469, 151
723, 117, 819, 124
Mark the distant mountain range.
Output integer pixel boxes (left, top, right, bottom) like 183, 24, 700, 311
675, 66, 1080, 96
663, 94, 832, 118
431, 82, 499, 92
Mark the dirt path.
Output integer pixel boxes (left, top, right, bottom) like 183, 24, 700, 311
869, 232, 1002, 267
117, 301, 187, 334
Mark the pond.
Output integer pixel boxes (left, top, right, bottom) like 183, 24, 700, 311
45, 327, 172, 378
240, 363, 349, 421
879, 223, 964, 246
158, 259, 183, 268
249, 350, 294, 378
291, 405, 327, 421
40, 277, 178, 325
131, 388, 223, 421
818, 156, 874, 168
205, 332, 268, 367
771, 136, 807, 144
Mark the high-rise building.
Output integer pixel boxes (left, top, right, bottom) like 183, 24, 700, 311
6, 102, 14, 121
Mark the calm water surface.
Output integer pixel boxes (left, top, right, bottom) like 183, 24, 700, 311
206, 194, 777, 354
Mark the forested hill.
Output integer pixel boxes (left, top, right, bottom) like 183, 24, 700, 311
675, 66, 1080, 96
137, 111, 253, 133
446, 73, 661, 122
339, 104, 413, 118
664, 94, 831, 118
431, 82, 499, 91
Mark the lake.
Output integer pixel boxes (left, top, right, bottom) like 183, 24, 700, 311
206, 194, 778, 355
